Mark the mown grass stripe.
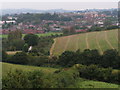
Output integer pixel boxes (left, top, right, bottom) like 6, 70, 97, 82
105, 31, 114, 49
86, 33, 89, 49
96, 32, 103, 54
63, 36, 71, 52
51, 30, 118, 56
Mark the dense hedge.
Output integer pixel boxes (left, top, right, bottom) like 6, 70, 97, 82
57, 49, 120, 69
3, 49, 120, 69
74, 64, 120, 84
3, 52, 49, 66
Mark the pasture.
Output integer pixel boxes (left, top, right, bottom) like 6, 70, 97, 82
51, 29, 118, 56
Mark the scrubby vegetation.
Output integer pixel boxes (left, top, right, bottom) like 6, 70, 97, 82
2, 63, 119, 88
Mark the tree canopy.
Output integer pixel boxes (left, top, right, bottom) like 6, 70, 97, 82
24, 34, 39, 46
8, 30, 22, 41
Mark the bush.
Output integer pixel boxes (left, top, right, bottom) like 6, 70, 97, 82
2, 50, 8, 61
3, 68, 79, 88
43, 68, 79, 88
28, 56, 49, 66
2, 69, 44, 88
76, 64, 119, 84
9, 52, 29, 64
58, 49, 119, 69
10, 39, 25, 50
22, 43, 29, 52
58, 51, 77, 67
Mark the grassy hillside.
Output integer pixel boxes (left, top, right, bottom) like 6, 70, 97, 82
51, 29, 118, 56
1, 62, 119, 88
72, 78, 119, 88
2, 62, 58, 76
0, 32, 62, 38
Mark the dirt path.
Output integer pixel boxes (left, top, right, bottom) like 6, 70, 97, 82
105, 31, 114, 49
96, 32, 103, 54
50, 38, 56, 56
6, 51, 22, 55
86, 33, 89, 49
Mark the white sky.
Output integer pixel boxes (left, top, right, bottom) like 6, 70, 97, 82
0, 0, 119, 2
1, 0, 119, 10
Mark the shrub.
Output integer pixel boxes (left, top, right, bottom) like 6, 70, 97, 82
76, 64, 119, 84
10, 52, 29, 64
10, 39, 25, 50
22, 43, 29, 52
28, 56, 49, 66
2, 50, 8, 61
2, 69, 44, 88
43, 68, 79, 88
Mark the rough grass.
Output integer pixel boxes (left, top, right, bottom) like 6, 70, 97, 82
71, 78, 119, 88
1, 62, 119, 88
51, 29, 118, 56
1, 62, 58, 76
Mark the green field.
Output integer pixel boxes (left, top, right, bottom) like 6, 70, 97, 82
72, 78, 119, 88
1, 62, 119, 88
51, 29, 118, 56
0, 32, 62, 38
1, 62, 58, 76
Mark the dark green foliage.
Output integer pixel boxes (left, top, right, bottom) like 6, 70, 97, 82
102, 49, 119, 68
63, 27, 76, 35
2, 69, 44, 88
33, 36, 54, 55
24, 34, 39, 46
9, 52, 29, 64
10, 39, 25, 50
76, 64, 120, 84
43, 69, 79, 88
3, 52, 49, 67
106, 25, 119, 30
28, 56, 49, 66
17, 13, 72, 23
58, 51, 77, 67
89, 26, 103, 32
2, 50, 8, 61
4, 30, 24, 51
8, 30, 22, 41
3, 68, 79, 88
57, 49, 120, 69
27, 70, 44, 88
2, 30, 25, 51
22, 43, 29, 52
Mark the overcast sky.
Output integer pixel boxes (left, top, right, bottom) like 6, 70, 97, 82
1, 0, 119, 10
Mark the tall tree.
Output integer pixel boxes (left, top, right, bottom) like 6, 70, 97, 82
24, 34, 39, 46
8, 30, 22, 41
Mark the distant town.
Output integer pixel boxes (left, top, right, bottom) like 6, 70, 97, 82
1, 8, 118, 34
